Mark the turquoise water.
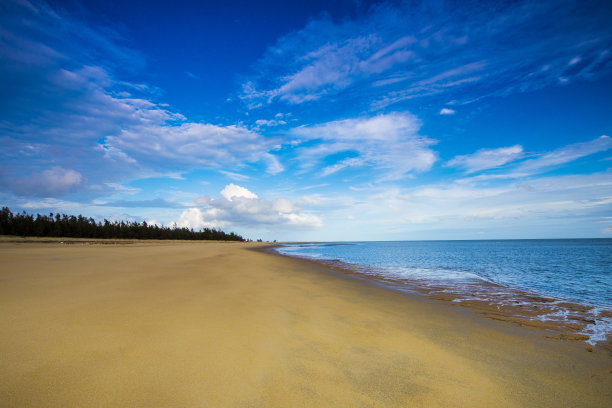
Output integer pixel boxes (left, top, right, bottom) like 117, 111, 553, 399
275, 239, 612, 344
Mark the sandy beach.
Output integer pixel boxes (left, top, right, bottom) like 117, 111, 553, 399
1, 240, 610, 407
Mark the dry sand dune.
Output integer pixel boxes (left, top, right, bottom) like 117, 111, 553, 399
1, 240, 610, 407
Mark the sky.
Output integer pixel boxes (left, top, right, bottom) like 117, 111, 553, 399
1, 0, 611, 241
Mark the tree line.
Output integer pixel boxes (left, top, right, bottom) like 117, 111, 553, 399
0, 207, 244, 241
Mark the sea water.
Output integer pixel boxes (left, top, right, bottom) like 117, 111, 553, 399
275, 239, 612, 344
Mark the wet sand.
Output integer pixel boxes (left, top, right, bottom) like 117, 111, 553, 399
278, 252, 612, 349
1, 240, 611, 407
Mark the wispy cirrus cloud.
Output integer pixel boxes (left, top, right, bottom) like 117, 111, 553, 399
446, 145, 524, 174
218, 170, 251, 181
243, 34, 416, 105
240, 0, 612, 110
457, 136, 612, 182
290, 112, 436, 180
516, 135, 612, 173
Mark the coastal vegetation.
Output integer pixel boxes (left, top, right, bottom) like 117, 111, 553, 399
0, 206, 244, 241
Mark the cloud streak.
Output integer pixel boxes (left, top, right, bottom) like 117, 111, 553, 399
290, 112, 436, 180
517, 135, 612, 173
446, 145, 524, 174
457, 136, 612, 183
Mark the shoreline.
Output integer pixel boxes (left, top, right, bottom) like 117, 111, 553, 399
0, 235, 251, 245
267, 243, 612, 351
1, 240, 611, 406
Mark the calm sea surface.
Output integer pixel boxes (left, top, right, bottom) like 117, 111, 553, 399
275, 239, 612, 344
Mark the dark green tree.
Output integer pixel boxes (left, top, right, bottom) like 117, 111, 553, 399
0, 207, 245, 241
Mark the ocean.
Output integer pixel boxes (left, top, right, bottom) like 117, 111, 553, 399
274, 239, 612, 345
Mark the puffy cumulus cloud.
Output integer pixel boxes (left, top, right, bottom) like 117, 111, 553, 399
177, 184, 323, 230
446, 145, 524, 174
241, 0, 612, 110
291, 112, 436, 180
221, 183, 258, 200
439, 108, 456, 115
7, 166, 83, 197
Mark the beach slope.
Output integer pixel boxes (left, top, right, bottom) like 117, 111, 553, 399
1, 240, 610, 407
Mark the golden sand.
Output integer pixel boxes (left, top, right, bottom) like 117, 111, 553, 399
1, 240, 610, 407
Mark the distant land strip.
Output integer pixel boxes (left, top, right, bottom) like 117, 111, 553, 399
0, 206, 244, 242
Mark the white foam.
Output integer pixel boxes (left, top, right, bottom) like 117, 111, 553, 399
583, 322, 612, 345
368, 265, 487, 283
581, 308, 612, 345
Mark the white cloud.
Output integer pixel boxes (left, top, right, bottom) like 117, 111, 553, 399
177, 184, 323, 230
255, 119, 287, 127
320, 157, 366, 177
219, 170, 251, 181
242, 32, 416, 105
262, 153, 285, 175
221, 183, 258, 201
457, 135, 612, 183
107, 122, 274, 170
291, 112, 436, 180
146, 219, 162, 227
439, 108, 456, 115
18, 198, 86, 211
104, 183, 140, 194
283, 212, 323, 227
9, 166, 83, 197
274, 36, 380, 103
446, 145, 524, 174
272, 197, 295, 213
298, 183, 329, 191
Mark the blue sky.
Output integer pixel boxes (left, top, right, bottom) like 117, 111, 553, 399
1, 0, 611, 241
